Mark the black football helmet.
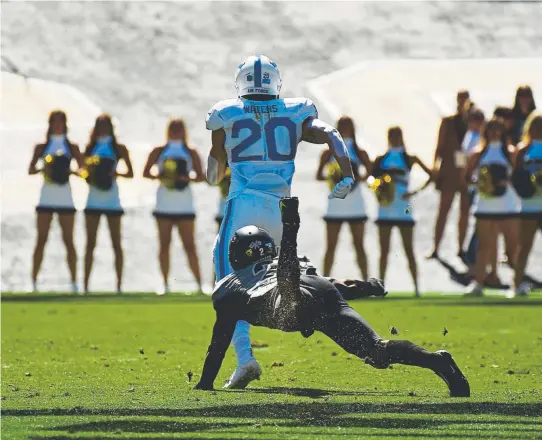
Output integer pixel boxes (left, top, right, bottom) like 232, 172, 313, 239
229, 225, 277, 270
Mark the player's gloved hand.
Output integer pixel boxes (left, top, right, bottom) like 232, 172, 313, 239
328, 176, 354, 200
194, 381, 213, 390
279, 197, 300, 224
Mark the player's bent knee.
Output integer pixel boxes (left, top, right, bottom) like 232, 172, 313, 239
364, 339, 392, 369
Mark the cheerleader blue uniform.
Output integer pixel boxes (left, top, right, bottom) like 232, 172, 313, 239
152, 141, 196, 220
84, 137, 124, 216
36, 135, 76, 214
375, 147, 414, 227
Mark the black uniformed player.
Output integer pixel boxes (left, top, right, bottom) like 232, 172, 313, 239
195, 198, 470, 397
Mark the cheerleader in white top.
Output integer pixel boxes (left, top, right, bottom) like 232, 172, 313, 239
370, 126, 433, 296
82, 114, 134, 294
511, 113, 542, 296
464, 117, 519, 296
316, 116, 371, 279
28, 110, 83, 293
143, 119, 205, 294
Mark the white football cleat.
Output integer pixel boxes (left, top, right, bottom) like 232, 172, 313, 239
223, 359, 262, 389
71, 282, 80, 295
464, 282, 483, 297
507, 282, 530, 298
156, 284, 169, 296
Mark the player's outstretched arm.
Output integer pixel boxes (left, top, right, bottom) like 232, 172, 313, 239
301, 118, 354, 199
206, 129, 228, 185
328, 278, 388, 300
195, 309, 237, 390
277, 197, 301, 301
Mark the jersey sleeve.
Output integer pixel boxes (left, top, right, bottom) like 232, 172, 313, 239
299, 98, 318, 121
205, 104, 225, 131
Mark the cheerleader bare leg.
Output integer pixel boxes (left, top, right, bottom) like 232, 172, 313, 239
106, 215, 124, 292
177, 219, 202, 290
58, 213, 77, 284
156, 218, 174, 290
349, 222, 368, 280
378, 225, 392, 283
84, 213, 100, 292
399, 225, 419, 295
514, 219, 538, 289
323, 221, 342, 276
474, 219, 496, 288
32, 212, 54, 286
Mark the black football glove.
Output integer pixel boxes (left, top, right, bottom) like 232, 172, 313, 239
366, 278, 388, 297
279, 197, 300, 225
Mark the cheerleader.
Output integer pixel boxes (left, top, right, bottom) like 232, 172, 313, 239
371, 126, 433, 296
464, 117, 519, 296
511, 113, 542, 296
28, 110, 82, 292
316, 116, 371, 278
82, 114, 134, 293
143, 119, 205, 294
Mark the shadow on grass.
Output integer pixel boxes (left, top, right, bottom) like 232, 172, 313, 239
16, 401, 542, 439
5, 401, 542, 419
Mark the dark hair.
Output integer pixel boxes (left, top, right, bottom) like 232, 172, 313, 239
45, 110, 68, 143
387, 126, 406, 150
493, 106, 513, 120
336, 116, 358, 147
468, 107, 485, 122
85, 114, 119, 157
513, 85, 536, 117
457, 89, 470, 100
481, 117, 507, 149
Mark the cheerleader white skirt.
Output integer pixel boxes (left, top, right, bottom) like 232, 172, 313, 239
36, 182, 76, 213
153, 184, 196, 220
376, 189, 415, 226
324, 184, 368, 223
85, 181, 124, 216
473, 185, 520, 219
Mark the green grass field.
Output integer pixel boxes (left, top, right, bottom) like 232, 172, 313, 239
2, 292, 542, 439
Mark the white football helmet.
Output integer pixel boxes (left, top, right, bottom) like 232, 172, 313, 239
234, 55, 282, 97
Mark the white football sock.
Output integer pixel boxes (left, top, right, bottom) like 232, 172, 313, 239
232, 320, 254, 366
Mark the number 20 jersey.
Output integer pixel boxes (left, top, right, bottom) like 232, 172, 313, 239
206, 97, 318, 200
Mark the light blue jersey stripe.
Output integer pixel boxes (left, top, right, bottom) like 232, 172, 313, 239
217, 199, 234, 279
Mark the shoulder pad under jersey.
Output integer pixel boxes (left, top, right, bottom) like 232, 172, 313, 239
282, 97, 318, 122
206, 99, 242, 131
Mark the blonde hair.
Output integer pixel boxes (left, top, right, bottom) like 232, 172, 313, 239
522, 112, 542, 145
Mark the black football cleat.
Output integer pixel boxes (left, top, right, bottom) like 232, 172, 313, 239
279, 197, 300, 224
434, 350, 470, 397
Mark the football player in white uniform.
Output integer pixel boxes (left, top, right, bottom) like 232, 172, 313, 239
206, 55, 355, 388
